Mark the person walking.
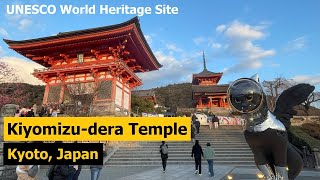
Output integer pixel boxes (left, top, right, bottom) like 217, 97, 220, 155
191, 140, 203, 176
212, 114, 219, 129
90, 143, 107, 180
191, 124, 196, 143
191, 113, 197, 124
204, 143, 215, 177
160, 141, 168, 173
51, 165, 76, 180
194, 119, 200, 134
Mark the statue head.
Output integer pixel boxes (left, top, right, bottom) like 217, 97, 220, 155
227, 74, 265, 114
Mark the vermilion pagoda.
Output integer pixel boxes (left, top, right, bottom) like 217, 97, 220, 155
4, 17, 161, 116
192, 52, 229, 109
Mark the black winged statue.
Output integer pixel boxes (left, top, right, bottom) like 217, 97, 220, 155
227, 74, 315, 180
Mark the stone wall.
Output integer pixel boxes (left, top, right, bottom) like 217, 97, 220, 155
291, 116, 320, 126
177, 107, 231, 116
91, 101, 129, 116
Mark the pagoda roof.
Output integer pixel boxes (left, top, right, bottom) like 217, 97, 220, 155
193, 69, 223, 78
192, 84, 229, 93
3, 17, 161, 71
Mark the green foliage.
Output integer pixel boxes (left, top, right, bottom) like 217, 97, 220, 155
131, 95, 155, 114
153, 83, 193, 110
300, 123, 320, 140
288, 126, 320, 150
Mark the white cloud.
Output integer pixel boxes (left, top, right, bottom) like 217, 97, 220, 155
5, 12, 33, 31
284, 36, 306, 52
216, 24, 226, 33
137, 51, 200, 88
216, 20, 275, 73
211, 42, 222, 49
0, 27, 9, 37
0, 56, 45, 85
224, 20, 265, 40
193, 37, 206, 45
292, 74, 320, 86
18, 18, 33, 31
166, 43, 183, 52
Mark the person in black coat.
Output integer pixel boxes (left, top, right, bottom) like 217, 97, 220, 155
194, 120, 200, 134
160, 141, 168, 173
191, 124, 195, 142
26, 109, 35, 117
52, 165, 76, 180
191, 113, 197, 124
191, 140, 204, 176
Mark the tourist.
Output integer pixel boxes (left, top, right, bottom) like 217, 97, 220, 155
160, 141, 168, 173
52, 108, 58, 117
212, 114, 219, 129
194, 119, 200, 134
191, 140, 203, 176
33, 103, 37, 116
191, 113, 197, 124
14, 109, 20, 117
90, 143, 107, 180
26, 109, 35, 117
48, 105, 53, 117
208, 116, 213, 129
191, 124, 195, 143
16, 165, 39, 180
70, 165, 81, 180
20, 107, 27, 117
51, 165, 76, 180
39, 104, 46, 117
204, 143, 215, 177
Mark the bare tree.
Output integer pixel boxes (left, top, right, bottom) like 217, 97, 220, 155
298, 92, 320, 116
263, 77, 294, 111
0, 61, 27, 109
263, 77, 320, 115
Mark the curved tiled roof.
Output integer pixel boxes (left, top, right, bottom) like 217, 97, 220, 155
194, 69, 222, 77
192, 84, 229, 93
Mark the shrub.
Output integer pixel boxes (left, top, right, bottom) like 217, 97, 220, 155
300, 123, 320, 140
288, 126, 320, 150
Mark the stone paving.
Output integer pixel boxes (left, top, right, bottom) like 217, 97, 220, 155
37, 165, 320, 180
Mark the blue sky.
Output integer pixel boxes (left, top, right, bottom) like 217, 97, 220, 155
0, 0, 319, 91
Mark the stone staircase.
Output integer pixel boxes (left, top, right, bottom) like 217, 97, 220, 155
107, 126, 255, 167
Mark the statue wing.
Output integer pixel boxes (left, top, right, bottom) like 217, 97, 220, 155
273, 83, 315, 129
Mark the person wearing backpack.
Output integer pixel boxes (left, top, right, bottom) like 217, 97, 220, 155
160, 141, 168, 173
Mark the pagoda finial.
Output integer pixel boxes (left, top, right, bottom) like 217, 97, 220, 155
203, 51, 207, 70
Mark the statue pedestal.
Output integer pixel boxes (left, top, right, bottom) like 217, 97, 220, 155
313, 148, 320, 170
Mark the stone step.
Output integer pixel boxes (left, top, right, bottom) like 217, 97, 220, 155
120, 145, 250, 149
112, 154, 253, 158
106, 160, 255, 165
105, 163, 256, 167
107, 157, 254, 164
107, 126, 252, 166
114, 150, 252, 154
117, 147, 251, 151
